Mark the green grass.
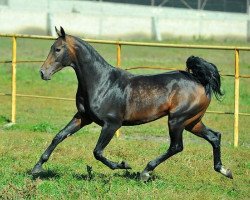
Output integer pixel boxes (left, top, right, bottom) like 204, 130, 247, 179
0, 37, 250, 199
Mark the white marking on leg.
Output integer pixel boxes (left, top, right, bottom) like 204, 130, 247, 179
140, 171, 152, 182
220, 166, 228, 175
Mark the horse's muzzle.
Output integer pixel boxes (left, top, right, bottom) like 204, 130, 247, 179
40, 69, 50, 80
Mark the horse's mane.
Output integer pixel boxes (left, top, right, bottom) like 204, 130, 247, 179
73, 36, 115, 68
72, 36, 135, 79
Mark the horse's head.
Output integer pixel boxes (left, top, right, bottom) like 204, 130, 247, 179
40, 26, 75, 80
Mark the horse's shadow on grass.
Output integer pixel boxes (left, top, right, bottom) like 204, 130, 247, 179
72, 170, 141, 182
26, 169, 60, 180
72, 166, 159, 182
26, 165, 159, 182
72, 165, 107, 181
114, 170, 159, 182
114, 170, 141, 181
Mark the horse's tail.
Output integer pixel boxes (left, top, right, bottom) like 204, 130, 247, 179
186, 56, 224, 101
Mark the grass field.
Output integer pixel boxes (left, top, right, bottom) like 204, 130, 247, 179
0, 36, 250, 199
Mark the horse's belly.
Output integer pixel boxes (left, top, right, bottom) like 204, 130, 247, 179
123, 102, 169, 125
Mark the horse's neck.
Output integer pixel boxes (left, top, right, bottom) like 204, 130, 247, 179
74, 61, 113, 89
72, 41, 115, 95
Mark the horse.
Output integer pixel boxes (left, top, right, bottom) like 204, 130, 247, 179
31, 27, 233, 181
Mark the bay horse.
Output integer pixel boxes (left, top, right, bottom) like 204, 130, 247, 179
31, 27, 233, 181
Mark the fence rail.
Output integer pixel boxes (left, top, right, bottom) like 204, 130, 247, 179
0, 33, 250, 147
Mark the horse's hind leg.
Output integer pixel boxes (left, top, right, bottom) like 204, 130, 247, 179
141, 118, 184, 181
186, 121, 233, 179
31, 113, 92, 175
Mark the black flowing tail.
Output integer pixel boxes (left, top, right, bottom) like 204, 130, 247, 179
186, 56, 224, 101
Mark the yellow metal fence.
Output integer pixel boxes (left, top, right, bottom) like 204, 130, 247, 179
0, 33, 250, 147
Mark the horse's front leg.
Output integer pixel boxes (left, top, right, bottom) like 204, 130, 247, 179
93, 121, 131, 170
31, 113, 92, 175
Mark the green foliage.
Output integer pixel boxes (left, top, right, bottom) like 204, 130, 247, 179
0, 179, 39, 199
31, 122, 56, 133
0, 115, 10, 125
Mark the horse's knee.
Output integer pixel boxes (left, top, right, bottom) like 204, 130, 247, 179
214, 132, 221, 146
170, 143, 183, 154
41, 154, 49, 162
214, 132, 221, 143
207, 130, 221, 148
52, 133, 64, 145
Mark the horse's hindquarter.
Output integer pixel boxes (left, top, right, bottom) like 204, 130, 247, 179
123, 72, 210, 125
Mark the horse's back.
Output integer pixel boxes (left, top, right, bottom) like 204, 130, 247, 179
123, 70, 210, 125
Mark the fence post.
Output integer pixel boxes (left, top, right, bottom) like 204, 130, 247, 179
234, 49, 240, 147
11, 36, 17, 124
117, 43, 121, 67
115, 43, 121, 137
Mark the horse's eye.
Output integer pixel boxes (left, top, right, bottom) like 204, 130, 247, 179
55, 48, 61, 52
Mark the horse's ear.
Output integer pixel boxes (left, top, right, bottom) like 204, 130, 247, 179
55, 26, 66, 39
55, 26, 61, 37
60, 26, 66, 38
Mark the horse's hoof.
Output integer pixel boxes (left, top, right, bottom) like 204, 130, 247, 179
120, 161, 132, 169
220, 166, 233, 179
31, 165, 45, 175
140, 171, 151, 182
225, 169, 233, 179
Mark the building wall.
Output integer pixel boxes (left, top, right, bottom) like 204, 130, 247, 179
0, 0, 249, 40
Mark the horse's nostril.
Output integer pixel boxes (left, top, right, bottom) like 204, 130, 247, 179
40, 70, 44, 79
